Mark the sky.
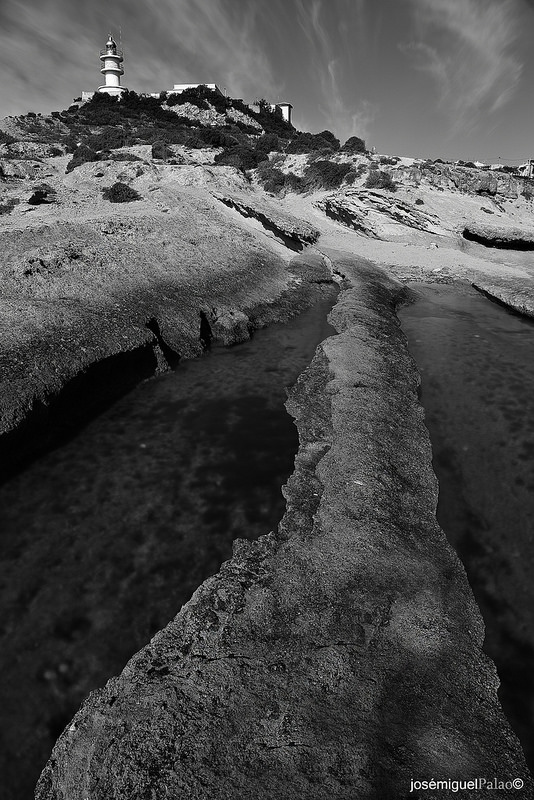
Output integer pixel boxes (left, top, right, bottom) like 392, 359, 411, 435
1, 0, 534, 163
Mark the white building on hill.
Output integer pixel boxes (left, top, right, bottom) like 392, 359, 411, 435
98, 34, 127, 97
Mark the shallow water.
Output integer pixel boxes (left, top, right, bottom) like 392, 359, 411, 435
399, 282, 534, 770
0, 287, 337, 800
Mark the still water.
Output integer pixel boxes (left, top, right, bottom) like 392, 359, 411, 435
0, 287, 337, 800
399, 282, 534, 771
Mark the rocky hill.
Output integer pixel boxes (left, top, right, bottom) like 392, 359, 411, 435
1, 88, 534, 798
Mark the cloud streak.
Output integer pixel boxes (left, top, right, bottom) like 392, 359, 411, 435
294, 0, 375, 141
402, 0, 523, 130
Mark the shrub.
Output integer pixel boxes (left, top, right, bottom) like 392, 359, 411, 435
102, 182, 141, 202
379, 155, 399, 165
28, 183, 56, 205
256, 161, 286, 193
255, 133, 280, 155
364, 169, 397, 191
28, 189, 50, 205
0, 130, 16, 146
284, 172, 304, 192
286, 132, 336, 154
343, 171, 358, 185
302, 160, 352, 191
48, 146, 63, 157
186, 128, 240, 149
152, 140, 173, 160
214, 145, 264, 171
415, 197, 424, 205
521, 185, 534, 201
317, 130, 340, 150
0, 198, 17, 214
341, 135, 366, 153
109, 152, 142, 162
86, 127, 126, 151
65, 145, 98, 173
165, 85, 228, 114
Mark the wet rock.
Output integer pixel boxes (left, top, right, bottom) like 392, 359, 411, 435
35, 261, 531, 800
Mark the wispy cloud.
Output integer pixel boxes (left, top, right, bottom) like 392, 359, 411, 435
294, 0, 374, 140
401, 0, 523, 130
0, 0, 281, 116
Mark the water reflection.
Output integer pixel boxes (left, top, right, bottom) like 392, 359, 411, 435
399, 282, 534, 771
0, 287, 337, 800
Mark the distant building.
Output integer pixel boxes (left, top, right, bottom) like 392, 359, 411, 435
518, 160, 534, 179
249, 100, 294, 125
273, 102, 293, 125
78, 38, 292, 125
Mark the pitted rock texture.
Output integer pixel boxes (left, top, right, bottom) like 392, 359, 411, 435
35, 260, 531, 800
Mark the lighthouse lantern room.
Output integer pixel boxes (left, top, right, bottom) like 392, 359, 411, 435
98, 34, 127, 97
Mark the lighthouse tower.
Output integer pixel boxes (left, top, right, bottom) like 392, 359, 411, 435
97, 34, 127, 97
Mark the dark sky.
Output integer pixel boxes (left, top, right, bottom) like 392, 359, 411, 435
2, 0, 534, 162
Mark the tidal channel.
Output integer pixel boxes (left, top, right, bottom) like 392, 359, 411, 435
398, 282, 534, 772
0, 286, 337, 800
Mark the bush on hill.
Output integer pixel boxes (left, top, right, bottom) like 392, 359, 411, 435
214, 145, 266, 171
317, 130, 340, 150
28, 184, 56, 205
65, 144, 99, 173
255, 133, 280, 155
151, 140, 174, 160
286, 132, 337, 154
364, 168, 397, 191
0, 198, 18, 214
102, 182, 141, 203
0, 130, 17, 146
302, 160, 352, 191
343, 170, 358, 186
86, 127, 126, 151
255, 161, 304, 194
166, 85, 228, 114
185, 128, 240, 149
379, 155, 399, 165
341, 135, 367, 153
109, 152, 142, 162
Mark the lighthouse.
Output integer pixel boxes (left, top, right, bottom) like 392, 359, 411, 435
97, 34, 127, 97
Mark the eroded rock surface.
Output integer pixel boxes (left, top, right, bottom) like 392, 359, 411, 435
315, 189, 447, 238
35, 260, 531, 799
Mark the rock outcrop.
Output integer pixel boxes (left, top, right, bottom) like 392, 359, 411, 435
315, 189, 447, 238
472, 281, 534, 318
35, 260, 531, 799
463, 223, 534, 250
0, 191, 324, 480
393, 163, 520, 199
